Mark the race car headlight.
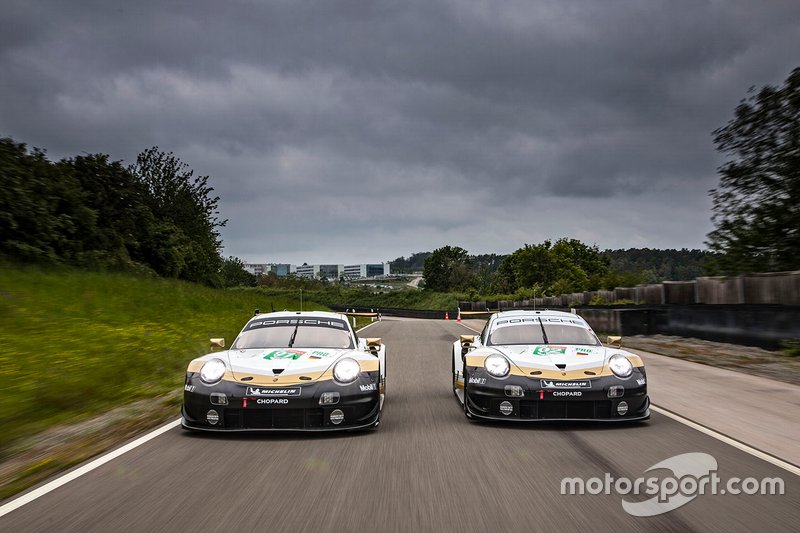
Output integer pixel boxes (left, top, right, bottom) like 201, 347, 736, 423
199, 358, 226, 384
484, 354, 510, 378
333, 357, 361, 384
608, 354, 633, 378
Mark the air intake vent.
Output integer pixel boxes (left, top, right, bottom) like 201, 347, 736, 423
555, 364, 566, 370
273, 368, 285, 375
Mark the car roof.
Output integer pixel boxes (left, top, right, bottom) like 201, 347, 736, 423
489, 309, 589, 326
250, 310, 348, 321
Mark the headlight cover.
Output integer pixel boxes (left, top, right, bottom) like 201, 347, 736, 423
199, 358, 226, 384
608, 354, 633, 378
484, 354, 511, 378
333, 357, 361, 384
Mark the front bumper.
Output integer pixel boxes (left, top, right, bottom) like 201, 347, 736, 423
181, 371, 381, 432
463, 367, 649, 422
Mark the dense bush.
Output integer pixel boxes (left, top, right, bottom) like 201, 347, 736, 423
0, 138, 251, 287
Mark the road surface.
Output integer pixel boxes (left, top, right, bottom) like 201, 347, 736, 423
1, 318, 797, 532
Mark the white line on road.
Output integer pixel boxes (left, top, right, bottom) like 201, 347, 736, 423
1, 319, 383, 518
0, 418, 181, 519
456, 321, 800, 476
650, 405, 800, 477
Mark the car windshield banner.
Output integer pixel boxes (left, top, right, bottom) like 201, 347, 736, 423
245, 318, 348, 331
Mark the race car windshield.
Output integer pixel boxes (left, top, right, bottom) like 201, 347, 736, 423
232, 318, 354, 350
488, 324, 599, 346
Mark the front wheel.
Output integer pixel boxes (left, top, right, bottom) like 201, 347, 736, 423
461, 366, 472, 418
452, 351, 459, 396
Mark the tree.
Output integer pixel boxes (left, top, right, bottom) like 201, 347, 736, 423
495, 238, 609, 294
707, 67, 800, 273
57, 154, 155, 271
423, 246, 473, 292
219, 256, 256, 288
0, 138, 83, 263
130, 148, 227, 286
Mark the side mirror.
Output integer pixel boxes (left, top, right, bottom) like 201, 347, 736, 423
365, 338, 382, 355
460, 335, 476, 356
607, 336, 622, 347
210, 338, 225, 350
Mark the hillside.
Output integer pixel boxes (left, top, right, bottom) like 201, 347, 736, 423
0, 265, 318, 453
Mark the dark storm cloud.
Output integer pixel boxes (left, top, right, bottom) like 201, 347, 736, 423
2, 0, 799, 262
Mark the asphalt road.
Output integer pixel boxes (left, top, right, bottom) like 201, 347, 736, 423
1, 318, 798, 532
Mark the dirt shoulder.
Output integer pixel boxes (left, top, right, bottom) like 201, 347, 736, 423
620, 334, 800, 386
0, 391, 181, 501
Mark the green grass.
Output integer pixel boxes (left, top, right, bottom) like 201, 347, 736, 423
0, 265, 324, 455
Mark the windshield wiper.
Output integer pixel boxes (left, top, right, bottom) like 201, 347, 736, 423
288, 322, 300, 347
537, 317, 550, 344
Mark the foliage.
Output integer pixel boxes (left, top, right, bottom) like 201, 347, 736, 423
782, 339, 800, 358
220, 256, 257, 288
389, 251, 432, 273
707, 67, 800, 274
0, 264, 322, 454
0, 138, 228, 287
130, 147, 226, 286
602, 248, 714, 283
496, 238, 609, 294
422, 246, 474, 292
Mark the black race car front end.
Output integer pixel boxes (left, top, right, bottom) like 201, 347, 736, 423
181, 370, 381, 432
463, 365, 649, 422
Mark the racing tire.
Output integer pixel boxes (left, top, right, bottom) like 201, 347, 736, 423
462, 365, 473, 419
452, 351, 459, 397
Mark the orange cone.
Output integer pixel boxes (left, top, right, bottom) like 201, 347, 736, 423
456, 311, 462, 322
445, 311, 449, 320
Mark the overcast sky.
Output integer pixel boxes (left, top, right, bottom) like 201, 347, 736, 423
2, 1, 798, 264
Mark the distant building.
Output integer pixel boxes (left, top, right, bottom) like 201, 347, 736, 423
243, 263, 270, 276
319, 264, 343, 280
296, 264, 344, 279
272, 264, 295, 276
243, 263, 296, 276
246, 261, 389, 280
343, 262, 391, 279
295, 264, 318, 279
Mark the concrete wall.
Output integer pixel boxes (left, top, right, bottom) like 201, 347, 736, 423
663, 281, 696, 304
458, 271, 800, 310
576, 305, 800, 350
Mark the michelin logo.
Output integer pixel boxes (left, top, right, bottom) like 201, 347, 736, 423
540, 380, 591, 389
246, 387, 301, 397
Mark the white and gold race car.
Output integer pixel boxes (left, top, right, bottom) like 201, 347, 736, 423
453, 309, 649, 422
182, 311, 385, 431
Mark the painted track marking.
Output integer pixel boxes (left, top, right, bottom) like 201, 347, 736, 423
650, 405, 800, 476
0, 419, 181, 519
0, 319, 381, 518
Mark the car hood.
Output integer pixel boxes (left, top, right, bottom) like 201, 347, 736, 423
490, 344, 608, 371
224, 347, 353, 384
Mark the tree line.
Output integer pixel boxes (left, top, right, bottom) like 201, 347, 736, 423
415, 243, 714, 295
0, 138, 252, 287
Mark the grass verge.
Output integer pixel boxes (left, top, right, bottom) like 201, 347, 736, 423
0, 265, 327, 479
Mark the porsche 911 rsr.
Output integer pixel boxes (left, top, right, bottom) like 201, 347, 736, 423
452, 310, 649, 422
182, 311, 385, 431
